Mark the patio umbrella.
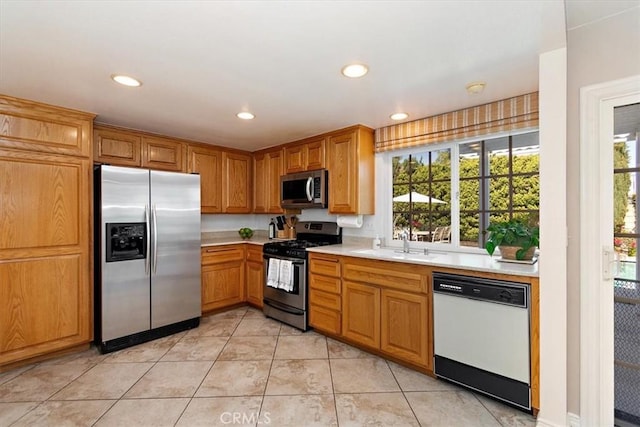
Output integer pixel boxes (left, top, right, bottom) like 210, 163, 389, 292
393, 191, 446, 204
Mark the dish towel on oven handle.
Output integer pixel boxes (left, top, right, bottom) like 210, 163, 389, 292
278, 260, 294, 292
266, 258, 281, 289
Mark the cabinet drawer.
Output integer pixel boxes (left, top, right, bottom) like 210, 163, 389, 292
310, 274, 341, 294
343, 258, 427, 293
309, 255, 341, 277
309, 304, 341, 335
310, 288, 341, 311
201, 246, 245, 265
246, 246, 263, 263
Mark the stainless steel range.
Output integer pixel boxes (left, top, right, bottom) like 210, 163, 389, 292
263, 221, 341, 330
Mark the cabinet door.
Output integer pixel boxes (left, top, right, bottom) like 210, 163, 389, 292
327, 130, 358, 214
305, 137, 325, 171
253, 153, 268, 213
266, 150, 284, 213
142, 136, 185, 172
381, 289, 430, 367
284, 144, 306, 174
222, 151, 252, 213
0, 149, 91, 365
0, 95, 93, 158
94, 127, 142, 167
342, 281, 380, 348
189, 145, 222, 213
246, 261, 263, 308
202, 261, 245, 312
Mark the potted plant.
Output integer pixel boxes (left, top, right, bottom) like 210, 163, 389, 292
484, 219, 539, 260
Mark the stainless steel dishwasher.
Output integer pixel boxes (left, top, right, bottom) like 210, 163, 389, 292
432, 272, 531, 411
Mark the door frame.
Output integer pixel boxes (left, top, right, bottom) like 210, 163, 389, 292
580, 75, 640, 426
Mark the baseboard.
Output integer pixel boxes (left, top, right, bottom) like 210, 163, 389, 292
534, 413, 580, 427
567, 412, 580, 427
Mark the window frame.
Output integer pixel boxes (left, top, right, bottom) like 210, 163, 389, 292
381, 128, 539, 254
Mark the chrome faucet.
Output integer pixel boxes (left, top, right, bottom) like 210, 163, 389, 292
402, 232, 410, 253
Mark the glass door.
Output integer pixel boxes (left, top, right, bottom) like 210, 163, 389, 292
612, 102, 640, 426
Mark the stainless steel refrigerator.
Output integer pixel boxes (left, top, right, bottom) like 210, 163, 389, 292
94, 165, 201, 353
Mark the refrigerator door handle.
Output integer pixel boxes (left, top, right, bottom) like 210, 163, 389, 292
152, 203, 158, 274
145, 204, 151, 275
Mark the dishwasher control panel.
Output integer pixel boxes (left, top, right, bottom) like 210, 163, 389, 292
433, 273, 527, 308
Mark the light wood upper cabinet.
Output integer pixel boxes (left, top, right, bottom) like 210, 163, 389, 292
306, 137, 325, 171
326, 126, 374, 214
94, 127, 141, 166
253, 148, 284, 214
142, 135, 185, 172
284, 144, 306, 174
222, 151, 252, 213
94, 125, 187, 172
0, 95, 93, 158
283, 136, 325, 174
188, 145, 222, 213
0, 95, 94, 367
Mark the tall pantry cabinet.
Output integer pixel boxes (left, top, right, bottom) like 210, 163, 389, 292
0, 95, 95, 368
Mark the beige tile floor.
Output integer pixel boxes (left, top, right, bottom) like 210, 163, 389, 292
0, 307, 537, 426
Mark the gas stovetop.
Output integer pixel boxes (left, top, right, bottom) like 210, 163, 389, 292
263, 221, 341, 258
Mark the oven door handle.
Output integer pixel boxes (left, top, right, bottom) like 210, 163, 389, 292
263, 299, 305, 315
263, 255, 306, 264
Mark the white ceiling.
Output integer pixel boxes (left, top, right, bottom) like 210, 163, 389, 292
0, 0, 570, 152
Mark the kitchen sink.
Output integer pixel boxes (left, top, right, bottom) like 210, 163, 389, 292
351, 248, 440, 261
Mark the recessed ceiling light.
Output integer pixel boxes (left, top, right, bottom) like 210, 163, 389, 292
341, 63, 369, 78
390, 112, 409, 121
237, 112, 255, 120
466, 82, 486, 94
111, 74, 142, 87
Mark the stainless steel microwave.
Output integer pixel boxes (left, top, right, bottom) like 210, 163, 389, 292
280, 169, 328, 209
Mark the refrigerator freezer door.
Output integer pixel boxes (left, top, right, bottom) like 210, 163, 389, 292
100, 166, 151, 341
150, 171, 201, 328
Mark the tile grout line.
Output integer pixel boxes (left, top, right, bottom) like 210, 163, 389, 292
386, 360, 423, 426
174, 306, 248, 426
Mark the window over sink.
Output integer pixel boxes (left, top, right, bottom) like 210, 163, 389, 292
388, 130, 539, 251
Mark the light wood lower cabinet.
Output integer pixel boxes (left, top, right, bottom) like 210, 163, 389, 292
381, 289, 429, 366
245, 245, 264, 308
342, 281, 380, 348
339, 256, 432, 370
309, 253, 342, 335
201, 246, 246, 312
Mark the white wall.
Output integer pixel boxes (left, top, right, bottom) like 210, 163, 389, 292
201, 214, 270, 232
538, 46, 568, 427
566, 5, 640, 416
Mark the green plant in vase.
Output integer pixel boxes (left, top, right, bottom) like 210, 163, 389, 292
485, 219, 539, 260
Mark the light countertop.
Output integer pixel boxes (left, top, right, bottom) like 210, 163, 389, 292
307, 244, 539, 278
201, 236, 270, 247
199, 235, 538, 277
